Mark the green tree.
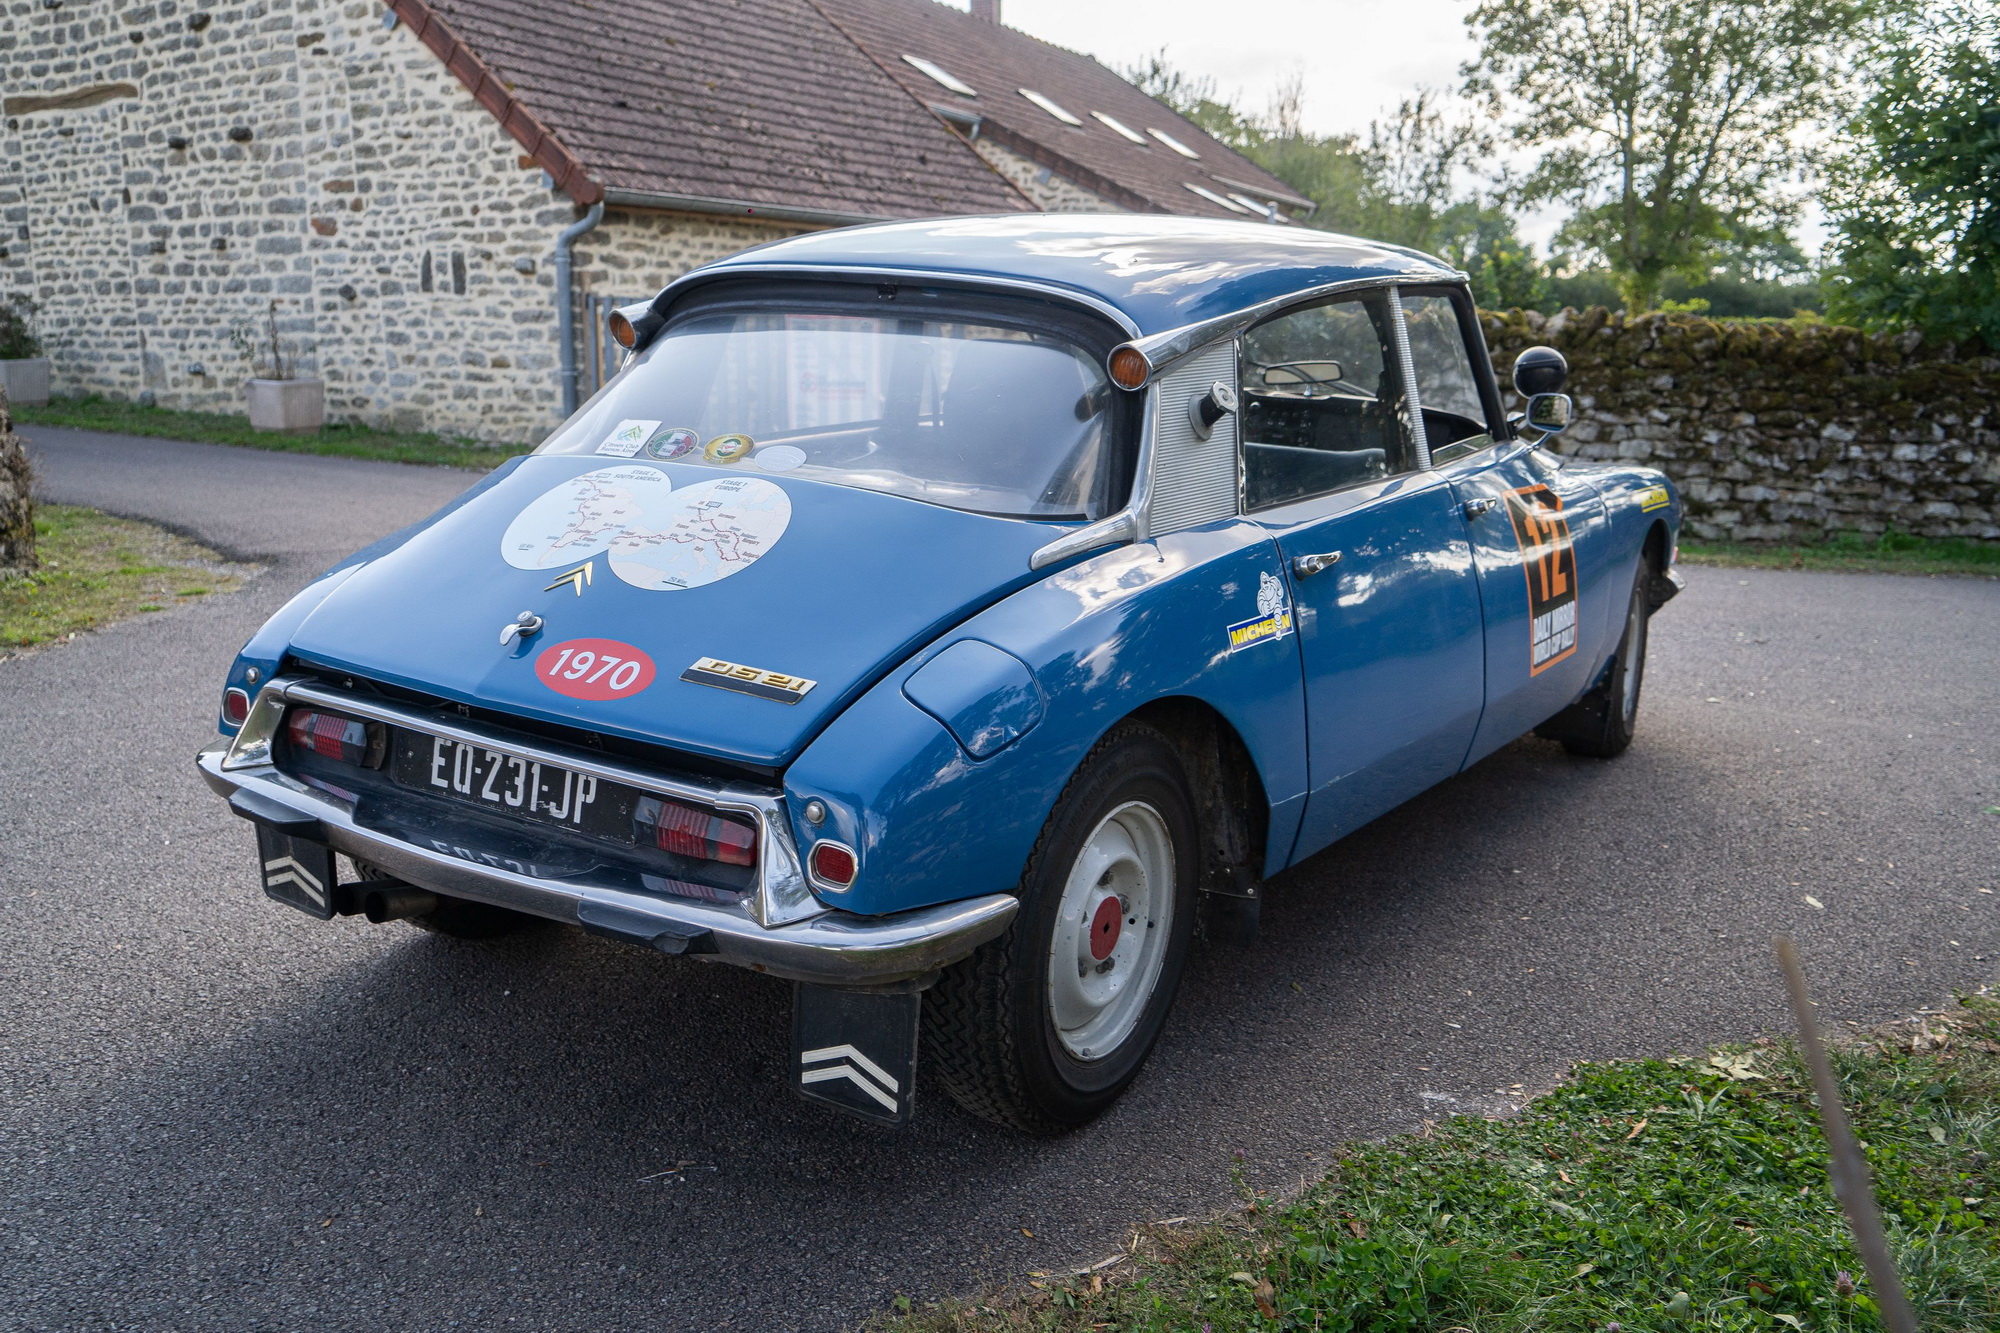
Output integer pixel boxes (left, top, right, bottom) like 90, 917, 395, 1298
1824, 1, 2000, 345
1465, 0, 1864, 313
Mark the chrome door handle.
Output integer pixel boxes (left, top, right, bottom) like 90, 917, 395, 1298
1291, 551, 1342, 577
1463, 498, 1494, 519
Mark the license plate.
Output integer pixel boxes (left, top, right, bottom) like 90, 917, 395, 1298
390, 732, 639, 844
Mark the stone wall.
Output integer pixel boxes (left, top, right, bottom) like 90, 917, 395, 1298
971, 139, 1119, 213
0, 0, 807, 444
1482, 307, 2000, 543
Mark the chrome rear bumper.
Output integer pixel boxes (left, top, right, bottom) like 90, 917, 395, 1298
197, 743, 1017, 987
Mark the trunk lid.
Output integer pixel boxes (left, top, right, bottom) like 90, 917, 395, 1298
285, 455, 1056, 769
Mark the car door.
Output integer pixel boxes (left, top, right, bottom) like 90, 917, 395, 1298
1240, 289, 1487, 865
1399, 288, 1616, 764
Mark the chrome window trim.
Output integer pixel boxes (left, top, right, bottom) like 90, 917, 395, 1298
1109, 272, 1462, 393
1029, 381, 1159, 569
1385, 287, 1432, 471
224, 676, 820, 928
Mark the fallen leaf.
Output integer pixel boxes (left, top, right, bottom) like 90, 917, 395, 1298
1253, 1277, 1277, 1320
1804, 895, 1824, 909
1576, 1262, 1595, 1277
1772, 1314, 1804, 1330
1229, 1272, 1256, 1284
1345, 1218, 1368, 1238
1090, 1273, 1102, 1294
1626, 1118, 1648, 1139
1558, 1170, 1573, 1184
1021, 1228, 1034, 1238
1930, 1126, 1947, 1143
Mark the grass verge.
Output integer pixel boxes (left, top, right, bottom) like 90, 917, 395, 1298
884, 998, 2000, 1332
13, 394, 518, 471
1680, 531, 2000, 578
1, 505, 252, 653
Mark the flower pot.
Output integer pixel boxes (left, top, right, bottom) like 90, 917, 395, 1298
246, 377, 324, 433
0, 357, 50, 407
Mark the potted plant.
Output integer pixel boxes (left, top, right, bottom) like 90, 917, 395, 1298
239, 299, 324, 432
0, 295, 50, 407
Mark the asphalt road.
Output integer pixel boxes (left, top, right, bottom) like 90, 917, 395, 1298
6, 425, 1998, 1332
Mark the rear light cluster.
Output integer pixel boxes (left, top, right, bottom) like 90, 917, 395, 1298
635, 795, 757, 868
286, 708, 385, 768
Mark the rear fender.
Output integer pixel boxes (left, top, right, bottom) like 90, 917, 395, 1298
784, 520, 1310, 917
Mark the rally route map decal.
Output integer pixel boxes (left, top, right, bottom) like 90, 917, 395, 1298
606, 476, 792, 591
500, 465, 673, 570
1501, 485, 1580, 676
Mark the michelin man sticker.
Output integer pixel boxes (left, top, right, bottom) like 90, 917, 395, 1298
1227, 570, 1295, 651
500, 465, 673, 570
608, 476, 792, 591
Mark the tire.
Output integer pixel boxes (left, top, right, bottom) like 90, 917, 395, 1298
1535, 556, 1652, 758
926, 722, 1199, 1134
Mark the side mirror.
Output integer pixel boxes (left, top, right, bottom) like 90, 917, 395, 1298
1187, 379, 1238, 441
1523, 392, 1573, 435
1512, 345, 1568, 397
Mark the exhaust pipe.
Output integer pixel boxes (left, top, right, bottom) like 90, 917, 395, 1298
361, 884, 439, 924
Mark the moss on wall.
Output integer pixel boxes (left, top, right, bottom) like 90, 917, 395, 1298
1481, 307, 2000, 543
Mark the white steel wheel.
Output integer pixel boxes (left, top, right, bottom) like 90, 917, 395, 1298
1046, 800, 1176, 1061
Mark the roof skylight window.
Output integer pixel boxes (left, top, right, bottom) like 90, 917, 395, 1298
1184, 182, 1252, 214
1018, 89, 1083, 126
1148, 127, 1201, 159
903, 55, 977, 97
1091, 111, 1148, 144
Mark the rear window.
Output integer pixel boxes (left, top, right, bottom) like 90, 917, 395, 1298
537, 312, 1117, 520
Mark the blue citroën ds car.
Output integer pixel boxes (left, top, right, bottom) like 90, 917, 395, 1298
201, 216, 1683, 1131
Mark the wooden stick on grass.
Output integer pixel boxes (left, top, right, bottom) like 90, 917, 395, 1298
1773, 935, 1918, 1333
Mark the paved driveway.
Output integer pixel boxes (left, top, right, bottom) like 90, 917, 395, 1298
7, 426, 1998, 1332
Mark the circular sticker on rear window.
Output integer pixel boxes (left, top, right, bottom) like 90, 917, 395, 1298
533, 637, 657, 700
500, 465, 672, 570
704, 433, 754, 464
752, 444, 806, 472
608, 476, 792, 591
645, 426, 700, 459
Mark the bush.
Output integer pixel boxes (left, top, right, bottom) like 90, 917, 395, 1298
0, 295, 41, 361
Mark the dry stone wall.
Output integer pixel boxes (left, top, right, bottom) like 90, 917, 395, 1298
0, 0, 807, 443
1482, 308, 2000, 543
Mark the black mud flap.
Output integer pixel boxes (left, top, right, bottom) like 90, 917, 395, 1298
791, 983, 921, 1127
253, 824, 338, 920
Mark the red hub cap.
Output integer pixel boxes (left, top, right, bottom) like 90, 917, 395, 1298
1089, 897, 1123, 960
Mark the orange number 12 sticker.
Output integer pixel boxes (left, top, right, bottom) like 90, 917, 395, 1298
1502, 486, 1579, 675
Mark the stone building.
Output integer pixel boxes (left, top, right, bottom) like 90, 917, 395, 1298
0, 0, 1306, 443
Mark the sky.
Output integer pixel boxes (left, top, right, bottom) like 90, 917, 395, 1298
950, 0, 1481, 140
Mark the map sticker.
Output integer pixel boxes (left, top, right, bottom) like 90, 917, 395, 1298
608, 476, 792, 591
646, 426, 700, 460
500, 465, 674, 570
596, 419, 661, 457
704, 433, 754, 464
752, 444, 807, 473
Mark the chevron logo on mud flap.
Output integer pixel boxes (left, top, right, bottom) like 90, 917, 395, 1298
799, 1044, 900, 1114
263, 855, 327, 908
791, 983, 921, 1126
253, 825, 338, 921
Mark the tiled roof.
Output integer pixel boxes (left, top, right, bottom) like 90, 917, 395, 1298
811, 0, 1309, 220
404, 0, 1032, 219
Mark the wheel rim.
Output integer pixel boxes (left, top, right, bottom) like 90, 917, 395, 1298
1621, 593, 1648, 724
1046, 800, 1176, 1061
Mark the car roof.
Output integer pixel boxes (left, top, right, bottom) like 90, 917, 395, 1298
680, 214, 1462, 338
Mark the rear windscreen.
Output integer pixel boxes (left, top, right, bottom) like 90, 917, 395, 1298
537, 311, 1117, 520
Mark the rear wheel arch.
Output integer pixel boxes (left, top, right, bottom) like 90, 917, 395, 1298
1124, 696, 1271, 893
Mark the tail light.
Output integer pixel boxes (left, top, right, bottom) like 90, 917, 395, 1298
222, 687, 252, 727
635, 795, 757, 867
285, 708, 385, 768
809, 841, 857, 889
